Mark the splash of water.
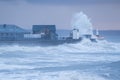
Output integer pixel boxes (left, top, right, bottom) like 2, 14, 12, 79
0, 42, 120, 80
71, 12, 93, 36
0, 40, 120, 53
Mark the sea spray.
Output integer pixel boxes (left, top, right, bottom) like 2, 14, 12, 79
71, 12, 93, 36
0, 43, 120, 80
0, 12, 120, 80
0, 41, 120, 53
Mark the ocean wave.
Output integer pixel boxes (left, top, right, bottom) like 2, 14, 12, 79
0, 71, 107, 80
0, 41, 120, 80
0, 40, 120, 53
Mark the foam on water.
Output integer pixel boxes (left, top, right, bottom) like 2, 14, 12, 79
0, 71, 107, 80
0, 12, 120, 80
0, 41, 120, 80
0, 40, 120, 53
0, 41, 120, 66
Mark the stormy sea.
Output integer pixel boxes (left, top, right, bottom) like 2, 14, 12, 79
0, 12, 120, 80
0, 30, 120, 80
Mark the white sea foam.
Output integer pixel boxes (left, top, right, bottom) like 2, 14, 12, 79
71, 12, 93, 35
0, 11, 119, 80
0, 40, 120, 53
0, 39, 119, 80
0, 41, 120, 63
0, 71, 107, 80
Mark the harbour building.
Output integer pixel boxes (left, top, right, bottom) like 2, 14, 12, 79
0, 24, 30, 41
32, 25, 58, 40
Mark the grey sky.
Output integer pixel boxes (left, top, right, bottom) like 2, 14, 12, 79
0, 0, 120, 30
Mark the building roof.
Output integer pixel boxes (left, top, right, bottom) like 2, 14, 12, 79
32, 25, 56, 33
0, 24, 29, 33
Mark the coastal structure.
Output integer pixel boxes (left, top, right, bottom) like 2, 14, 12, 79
0, 24, 98, 45
0, 24, 29, 41
32, 25, 58, 40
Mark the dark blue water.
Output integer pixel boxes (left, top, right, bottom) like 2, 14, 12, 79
99, 30, 120, 42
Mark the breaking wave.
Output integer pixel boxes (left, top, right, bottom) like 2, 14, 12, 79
0, 40, 120, 53
0, 41, 120, 80
0, 71, 107, 80
0, 11, 119, 80
0, 40, 120, 64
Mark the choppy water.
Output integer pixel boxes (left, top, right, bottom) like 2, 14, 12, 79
0, 37, 120, 80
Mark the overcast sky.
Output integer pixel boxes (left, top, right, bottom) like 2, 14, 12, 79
0, 0, 120, 30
